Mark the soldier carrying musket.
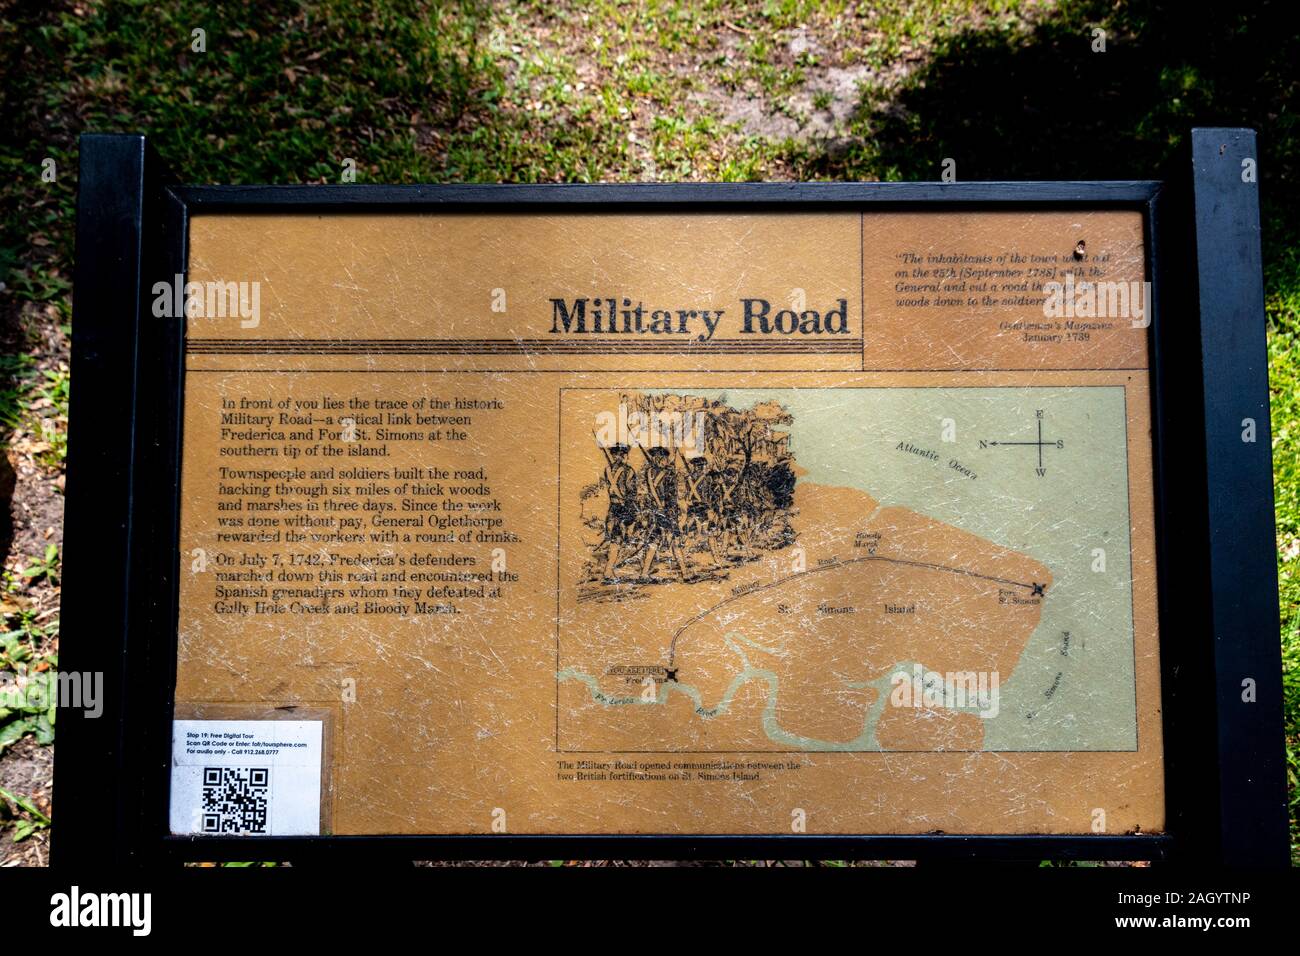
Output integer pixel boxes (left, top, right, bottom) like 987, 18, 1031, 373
639, 445, 689, 582
597, 441, 637, 583
713, 458, 748, 559
679, 451, 725, 568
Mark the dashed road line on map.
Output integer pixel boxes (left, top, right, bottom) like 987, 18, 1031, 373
665, 554, 1044, 668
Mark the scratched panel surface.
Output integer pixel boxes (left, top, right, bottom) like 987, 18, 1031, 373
174, 210, 1164, 835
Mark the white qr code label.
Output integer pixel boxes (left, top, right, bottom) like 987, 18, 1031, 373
170, 720, 322, 836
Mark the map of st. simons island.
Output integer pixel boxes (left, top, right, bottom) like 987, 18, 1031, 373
558, 386, 1136, 754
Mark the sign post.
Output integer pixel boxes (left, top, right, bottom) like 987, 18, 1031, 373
55, 129, 1287, 866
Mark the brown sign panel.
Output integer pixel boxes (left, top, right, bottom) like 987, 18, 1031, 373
171, 209, 1162, 837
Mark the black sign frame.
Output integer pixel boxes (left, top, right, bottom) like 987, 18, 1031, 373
54, 129, 1288, 867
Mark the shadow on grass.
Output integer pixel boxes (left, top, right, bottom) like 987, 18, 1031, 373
816, 0, 1298, 282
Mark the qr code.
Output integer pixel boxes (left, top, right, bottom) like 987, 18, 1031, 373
201, 767, 270, 834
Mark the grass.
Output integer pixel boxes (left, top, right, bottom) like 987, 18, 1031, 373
0, 552, 59, 846
0, 0, 1296, 859
0, 354, 39, 432
0, 614, 59, 753
1267, 255, 1300, 853
0, 787, 51, 843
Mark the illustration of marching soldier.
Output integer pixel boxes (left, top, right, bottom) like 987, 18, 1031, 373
580, 394, 798, 596
597, 442, 637, 583
680, 452, 726, 568
640, 446, 690, 582
713, 458, 747, 559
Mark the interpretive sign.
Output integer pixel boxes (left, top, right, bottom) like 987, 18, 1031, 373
56, 130, 1288, 865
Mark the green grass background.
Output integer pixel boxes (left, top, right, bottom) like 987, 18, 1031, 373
0, 0, 1295, 859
